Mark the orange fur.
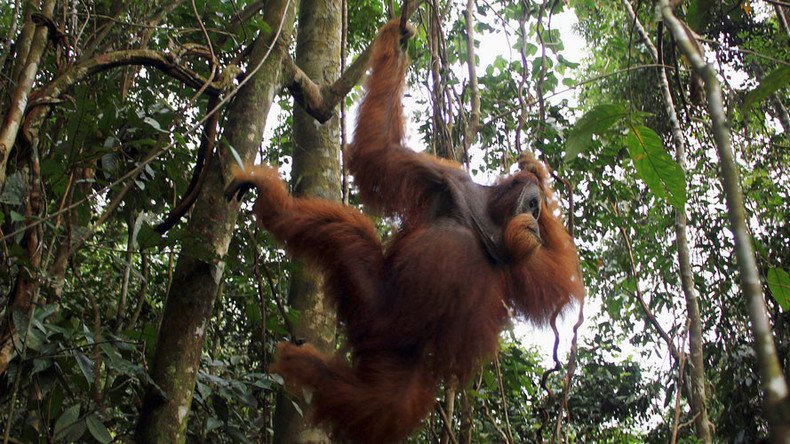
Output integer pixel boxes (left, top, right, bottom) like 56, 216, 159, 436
228, 19, 584, 443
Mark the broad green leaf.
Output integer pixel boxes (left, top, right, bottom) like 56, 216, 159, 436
743, 66, 790, 112
767, 268, 790, 310
75, 351, 95, 384
25, 330, 45, 351
207, 417, 223, 432
31, 358, 52, 376
54, 404, 81, 438
143, 116, 165, 132
86, 414, 113, 444
138, 224, 165, 250
564, 104, 627, 161
101, 153, 121, 177
625, 125, 687, 210
64, 419, 87, 442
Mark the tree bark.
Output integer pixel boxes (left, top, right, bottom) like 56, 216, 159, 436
659, 2, 790, 441
135, 1, 298, 441
272, 1, 341, 442
0, 0, 55, 189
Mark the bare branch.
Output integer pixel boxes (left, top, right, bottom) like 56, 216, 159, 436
612, 202, 681, 361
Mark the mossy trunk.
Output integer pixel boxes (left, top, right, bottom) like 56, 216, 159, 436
135, 1, 298, 442
272, 1, 342, 443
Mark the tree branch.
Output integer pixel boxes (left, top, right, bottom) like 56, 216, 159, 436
463, 0, 481, 148
612, 202, 681, 361
22, 47, 229, 145
39, 47, 224, 100
283, 0, 421, 123
283, 37, 373, 123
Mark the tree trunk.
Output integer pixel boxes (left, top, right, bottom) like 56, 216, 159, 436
135, 1, 298, 441
659, 3, 790, 441
272, 1, 341, 443
0, 0, 55, 188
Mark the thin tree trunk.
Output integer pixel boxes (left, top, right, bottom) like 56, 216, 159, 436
135, 1, 298, 441
773, 4, 790, 41
3, 1, 34, 101
271, 1, 341, 442
116, 213, 136, 330
440, 384, 457, 444
659, 2, 790, 441
619, 2, 713, 441
428, 5, 454, 161
0, 0, 56, 188
463, 0, 481, 150
459, 389, 473, 443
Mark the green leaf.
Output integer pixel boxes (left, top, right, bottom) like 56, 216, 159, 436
143, 116, 166, 132
207, 417, 223, 432
564, 104, 628, 161
767, 268, 790, 310
75, 351, 95, 384
558, 54, 580, 69
246, 301, 262, 324
86, 414, 113, 444
22, 328, 44, 352
101, 153, 122, 177
30, 358, 53, 377
625, 125, 687, 210
0, 172, 25, 205
54, 404, 81, 438
138, 224, 165, 250
743, 66, 790, 112
64, 419, 87, 442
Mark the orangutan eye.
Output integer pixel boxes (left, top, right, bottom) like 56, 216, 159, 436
529, 197, 540, 219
